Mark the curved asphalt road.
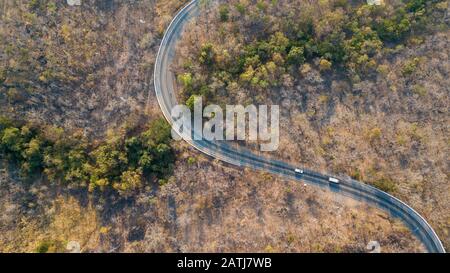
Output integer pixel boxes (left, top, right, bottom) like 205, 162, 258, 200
154, 0, 445, 253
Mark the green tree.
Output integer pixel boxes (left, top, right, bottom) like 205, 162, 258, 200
269, 32, 289, 54
287, 46, 305, 65
1, 127, 23, 153
90, 143, 128, 184
125, 136, 143, 168
21, 138, 44, 177
114, 169, 143, 197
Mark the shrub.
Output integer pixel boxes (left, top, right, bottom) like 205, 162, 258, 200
187, 157, 197, 165
199, 43, 216, 66
402, 57, 420, 76
372, 177, 397, 194
35, 240, 64, 253
319, 59, 332, 71
367, 127, 382, 142
178, 73, 193, 89
219, 5, 229, 22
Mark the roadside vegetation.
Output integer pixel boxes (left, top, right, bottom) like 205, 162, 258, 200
176, 0, 447, 104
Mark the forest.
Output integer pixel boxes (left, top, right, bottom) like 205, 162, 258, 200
177, 0, 447, 104
0, 116, 174, 197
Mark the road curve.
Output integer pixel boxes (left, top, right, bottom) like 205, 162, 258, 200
154, 0, 446, 253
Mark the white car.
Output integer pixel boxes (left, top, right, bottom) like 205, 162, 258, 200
295, 168, 304, 174
329, 177, 340, 184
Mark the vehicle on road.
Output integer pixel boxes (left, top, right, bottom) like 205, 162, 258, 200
295, 168, 304, 174
329, 177, 340, 184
